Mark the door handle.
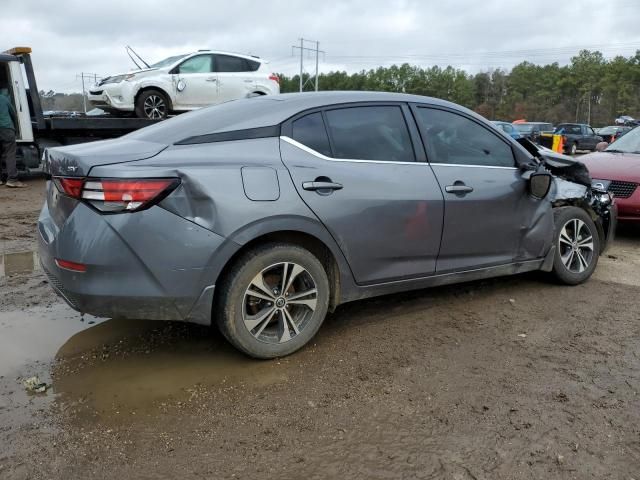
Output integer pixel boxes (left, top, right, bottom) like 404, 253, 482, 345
445, 182, 474, 194
244, 79, 254, 83
302, 181, 343, 191
206, 77, 217, 82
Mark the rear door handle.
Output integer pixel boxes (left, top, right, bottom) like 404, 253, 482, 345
302, 181, 343, 191
445, 183, 474, 194
206, 77, 217, 82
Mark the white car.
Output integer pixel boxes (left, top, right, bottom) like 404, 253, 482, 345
88, 50, 280, 119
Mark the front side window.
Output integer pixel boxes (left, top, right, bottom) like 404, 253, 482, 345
291, 112, 332, 157
215, 55, 248, 73
177, 55, 213, 74
324, 106, 415, 162
415, 108, 515, 167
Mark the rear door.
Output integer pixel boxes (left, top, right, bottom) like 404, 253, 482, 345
172, 54, 217, 108
411, 105, 535, 273
215, 55, 255, 102
280, 104, 444, 285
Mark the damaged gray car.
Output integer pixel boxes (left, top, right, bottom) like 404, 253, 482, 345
39, 92, 616, 358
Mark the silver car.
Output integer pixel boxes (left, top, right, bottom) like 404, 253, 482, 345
39, 92, 616, 358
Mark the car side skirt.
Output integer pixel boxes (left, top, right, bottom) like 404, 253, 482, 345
339, 259, 545, 304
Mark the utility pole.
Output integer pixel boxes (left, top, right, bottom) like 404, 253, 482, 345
75, 72, 100, 113
292, 38, 325, 92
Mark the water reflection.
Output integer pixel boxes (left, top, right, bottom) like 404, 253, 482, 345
0, 250, 39, 276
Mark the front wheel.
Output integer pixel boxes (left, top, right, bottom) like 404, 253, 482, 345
569, 142, 577, 155
216, 243, 330, 359
135, 89, 169, 119
551, 207, 600, 285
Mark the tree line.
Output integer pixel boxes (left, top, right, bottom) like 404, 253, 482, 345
277, 50, 640, 127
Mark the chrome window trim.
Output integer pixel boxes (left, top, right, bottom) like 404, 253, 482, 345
282, 136, 519, 170
280, 136, 423, 166
429, 163, 518, 171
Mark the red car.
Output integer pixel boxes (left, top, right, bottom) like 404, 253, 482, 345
580, 126, 640, 222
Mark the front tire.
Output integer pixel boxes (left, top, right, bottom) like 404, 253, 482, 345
135, 89, 169, 119
552, 207, 600, 285
569, 142, 577, 155
216, 243, 330, 359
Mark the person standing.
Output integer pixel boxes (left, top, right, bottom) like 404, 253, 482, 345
0, 88, 26, 188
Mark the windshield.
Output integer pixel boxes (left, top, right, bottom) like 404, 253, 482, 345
605, 126, 640, 153
150, 54, 188, 68
514, 124, 533, 133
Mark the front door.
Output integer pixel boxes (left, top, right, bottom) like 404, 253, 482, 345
280, 104, 444, 285
411, 105, 538, 273
173, 54, 218, 109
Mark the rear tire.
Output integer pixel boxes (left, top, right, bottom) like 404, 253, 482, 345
551, 207, 600, 285
216, 243, 330, 359
135, 89, 169, 119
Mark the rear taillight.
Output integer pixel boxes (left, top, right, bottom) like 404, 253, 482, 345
269, 73, 280, 84
53, 177, 180, 213
55, 258, 87, 272
53, 177, 84, 198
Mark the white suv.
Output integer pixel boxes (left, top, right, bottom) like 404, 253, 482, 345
88, 50, 280, 119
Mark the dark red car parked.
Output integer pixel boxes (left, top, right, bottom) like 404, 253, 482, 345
581, 126, 640, 222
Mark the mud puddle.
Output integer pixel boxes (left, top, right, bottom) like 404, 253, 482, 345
0, 303, 288, 430
0, 250, 39, 277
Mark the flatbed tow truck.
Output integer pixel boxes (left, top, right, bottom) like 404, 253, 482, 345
1, 47, 162, 174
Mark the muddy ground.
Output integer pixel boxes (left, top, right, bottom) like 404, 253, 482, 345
1, 178, 640, 479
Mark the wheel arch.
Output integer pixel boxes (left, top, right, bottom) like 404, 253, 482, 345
212, 221, 357, 314
551, 201, 607, 254
134, 86, 174, 112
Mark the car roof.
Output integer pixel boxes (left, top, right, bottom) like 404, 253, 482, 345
186, 50, 264, 62
127, 91, 484, 144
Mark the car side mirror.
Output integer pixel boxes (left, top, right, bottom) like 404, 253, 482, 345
529, 172, 552, 199
595, 141, 609, 152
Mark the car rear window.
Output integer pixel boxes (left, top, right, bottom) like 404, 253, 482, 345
292, 112, 332, 156
556, 124, 581, 134
514, 124, 533, 133
324, 106, 415, 162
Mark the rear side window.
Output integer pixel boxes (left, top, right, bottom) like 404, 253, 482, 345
324, 106, 415, 162
415, 108, 515, 167
246, 59, 261, 71
178, 55, 213, 74
216, 55, 249, 72
291, 112, 332, 157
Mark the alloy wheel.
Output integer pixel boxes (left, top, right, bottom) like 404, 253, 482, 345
242, 262, 318, 344
143, 95, 166, 119
558, 218, 595, 273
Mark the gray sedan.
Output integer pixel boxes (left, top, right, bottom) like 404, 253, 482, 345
39, 92, 616, 358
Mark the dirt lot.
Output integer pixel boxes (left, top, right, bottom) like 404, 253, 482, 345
1, 178, 640, 479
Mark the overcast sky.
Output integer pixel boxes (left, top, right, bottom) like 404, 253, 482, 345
3, 0, 640, 92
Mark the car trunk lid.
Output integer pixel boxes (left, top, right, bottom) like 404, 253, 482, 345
44, 138, 167, 177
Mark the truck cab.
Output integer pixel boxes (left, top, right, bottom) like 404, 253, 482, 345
554, 123, 603, 154
1, 46, 163, 176
0, 48, 39, 169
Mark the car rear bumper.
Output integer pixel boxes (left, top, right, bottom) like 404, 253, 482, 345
37, 198, 226, 324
